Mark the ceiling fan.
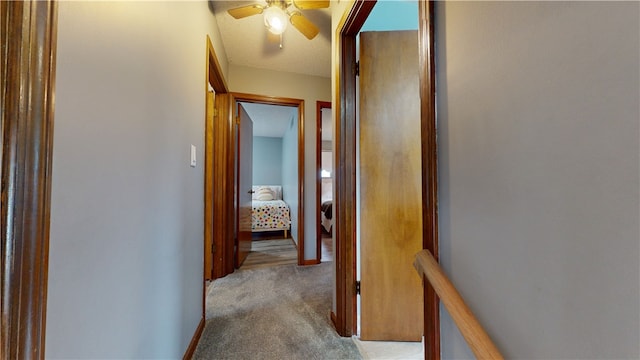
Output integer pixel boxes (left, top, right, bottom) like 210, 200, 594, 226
227, 0, 330, 40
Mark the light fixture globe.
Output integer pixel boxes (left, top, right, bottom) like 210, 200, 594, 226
263, 6, 288, 35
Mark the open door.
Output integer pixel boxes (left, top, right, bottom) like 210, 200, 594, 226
358, 30, 423, 341
236, 104, 253, 267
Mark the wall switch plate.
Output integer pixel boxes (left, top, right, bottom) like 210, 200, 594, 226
190, 145, 196, 167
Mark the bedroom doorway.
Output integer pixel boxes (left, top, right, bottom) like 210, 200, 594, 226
316, 101, 333, 262
231, 93, 305, 267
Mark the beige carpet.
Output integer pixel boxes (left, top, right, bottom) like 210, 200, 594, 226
193, 262, 361, 360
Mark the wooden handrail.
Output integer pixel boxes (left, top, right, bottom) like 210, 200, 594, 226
414, 250, 504, 360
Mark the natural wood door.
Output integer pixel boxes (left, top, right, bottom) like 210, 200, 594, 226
359, 30, 423, 341
236, 104, 253, 267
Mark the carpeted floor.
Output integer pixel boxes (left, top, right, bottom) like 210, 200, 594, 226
193, 262, 361, 360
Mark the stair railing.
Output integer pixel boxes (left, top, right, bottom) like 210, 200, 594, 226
414, 250, 504, 359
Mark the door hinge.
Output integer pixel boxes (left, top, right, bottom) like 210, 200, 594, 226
355, 280, 361, 295
235, 116, 240, 125
354, 61, 360, 76
213, 108, 218, 118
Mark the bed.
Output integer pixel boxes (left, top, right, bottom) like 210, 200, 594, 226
251, 185, 291, 237
320, 178, 333, 233
320, 200, 333, 234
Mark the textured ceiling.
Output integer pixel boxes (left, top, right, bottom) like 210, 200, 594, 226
210, 0, 332, 78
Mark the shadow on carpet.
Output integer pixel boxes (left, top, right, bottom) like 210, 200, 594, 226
193, 262, 362, 360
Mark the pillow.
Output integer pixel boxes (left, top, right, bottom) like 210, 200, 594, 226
256, 187, 274, 201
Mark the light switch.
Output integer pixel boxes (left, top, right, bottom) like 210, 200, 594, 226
190, 145, 196, 167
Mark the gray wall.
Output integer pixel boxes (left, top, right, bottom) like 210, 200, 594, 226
253, 136, 283, 186
436, 1, 639, 358
282, 116, 299, 245
47, 2, 223, 358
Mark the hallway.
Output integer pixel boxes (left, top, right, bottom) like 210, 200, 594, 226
192, 261, 360, 359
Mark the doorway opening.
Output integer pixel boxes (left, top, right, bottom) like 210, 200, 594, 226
316, 101, 333, 263
334, 1, 439, 358
231, 93, 305, 267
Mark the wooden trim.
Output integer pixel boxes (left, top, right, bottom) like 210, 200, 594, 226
229, 93, 305, 266
335, 0, 440, 350
415, 250, 503, 359
1, 1, 58, 358
297, 102, 305, 266
182, 318, 205, 360
316, 104, 321, 263
301, 259, 320, 266
200, 34, 230, 358
211, 93, 233, 279
205, 35, 233, 281
230, 92, 303, 107
419, 2, 440, 359
224, 94, 237, 276
204, 35, 229, 282
204, 90, 215, 281
315, 101, 331, 263
341, 0, 376, 33
207, 35, 228, 93
334, 0, 376, 337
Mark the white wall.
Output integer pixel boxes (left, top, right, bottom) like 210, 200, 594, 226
48, 2, 225, 358
436, 2, 639, 358
228, 64, 331, 261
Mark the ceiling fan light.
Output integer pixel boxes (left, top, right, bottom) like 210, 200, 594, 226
263, 6, 288, 35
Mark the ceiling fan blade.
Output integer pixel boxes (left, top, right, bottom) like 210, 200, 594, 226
293, 0, 330, 9
289, 12, 320, 40
228, 4, 264, 19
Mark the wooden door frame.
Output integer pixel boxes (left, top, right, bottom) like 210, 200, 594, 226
229, 93, 305, 266
1, 1, 58, 358
188, 34, 231, 359
334, 2, 439, 358
204, 34, 236, 283
417, 2, 440, 359
332, 0, 376, 337
315, 101, 332, 263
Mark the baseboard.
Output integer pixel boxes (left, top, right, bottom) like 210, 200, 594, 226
301, 259, 320, 266
182, 317, 205, 360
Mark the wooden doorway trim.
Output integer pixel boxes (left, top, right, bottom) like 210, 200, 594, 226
418, 1, 440, 359
229, 92, 305, 266
315, 101, 331, 263
334, 0, 439, 354
204, 35, 230, 282
333, 0, 376, 337
189, 34, 230, 359
1, 1, 58, 358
